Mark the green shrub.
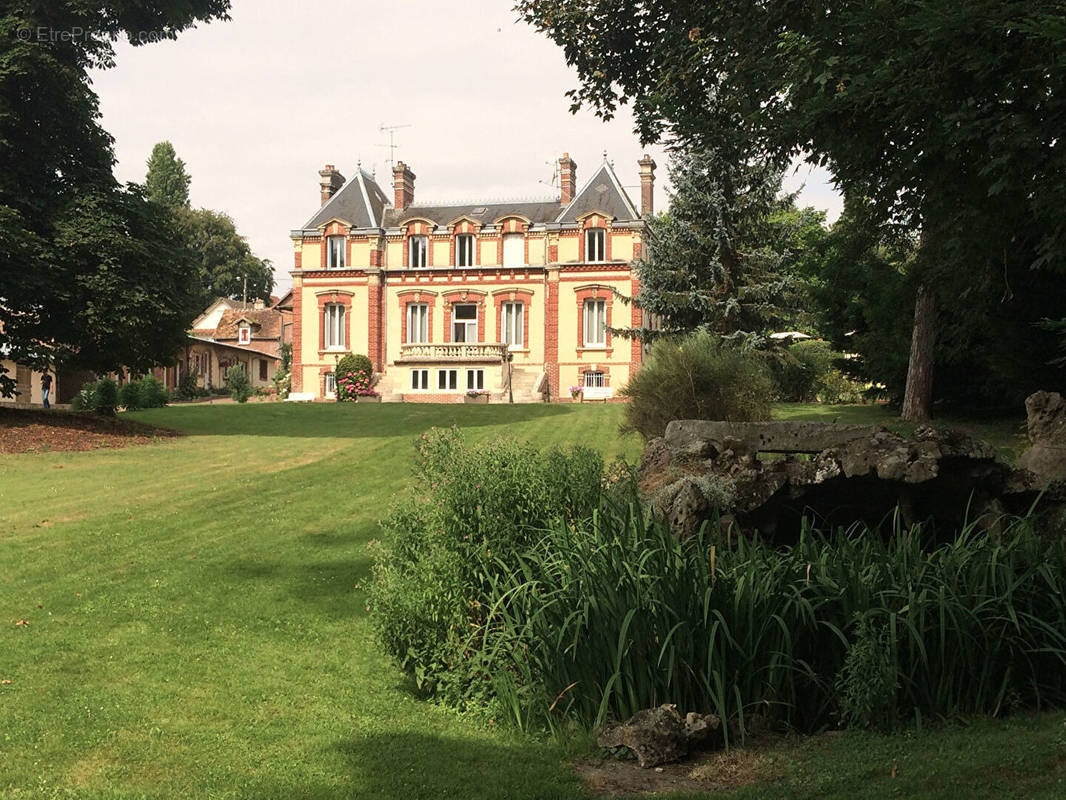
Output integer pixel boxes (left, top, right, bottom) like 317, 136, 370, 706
74, 377, 119, 415
369, 427, 605, 706
225, 364, 252, 403
119, 379, 142, 410
137, 376, 169, 408
476, 510, 1066, 737
336, 353, 372, 377
177, 370, 200, 400
620, 330, 773, 439
771, 340, 866, 404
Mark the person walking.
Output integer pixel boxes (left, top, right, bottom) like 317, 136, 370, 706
40, 370, 52, 409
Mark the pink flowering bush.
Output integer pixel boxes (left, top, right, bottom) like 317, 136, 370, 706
336, 369, 379, 401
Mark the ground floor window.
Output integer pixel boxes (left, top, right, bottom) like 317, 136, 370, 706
259, 360, 268, 381
410, 369, 429, 390
324, 373, 336, 395
437, 369, 458, 390
583, 370, 606, 388
466, 369, 484, 390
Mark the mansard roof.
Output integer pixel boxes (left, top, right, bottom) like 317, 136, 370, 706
556, 162, 640, 224
303, 169, 389, 230
383, 200, 562, 228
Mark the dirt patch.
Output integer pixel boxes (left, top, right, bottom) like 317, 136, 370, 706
576, 740, 789, 797
0, 407, 179, 454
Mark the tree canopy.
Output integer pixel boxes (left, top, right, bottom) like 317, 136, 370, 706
178, 207, 273, 308
520, 0, 1066, 414
0, 1, 231, 395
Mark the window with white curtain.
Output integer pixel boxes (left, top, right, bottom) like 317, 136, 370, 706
327, 236, 346, 268
582, 298, 607, 347
409, 235, 428, 267
501, 301, 524, 348
324, 303, 346, 350
452, 304, 477, 342
406, 303, 429, 343
584, 228, 606, 262
456, 234, 475, 267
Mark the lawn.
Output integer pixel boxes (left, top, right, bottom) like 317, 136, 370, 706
0, 402, 1059, 800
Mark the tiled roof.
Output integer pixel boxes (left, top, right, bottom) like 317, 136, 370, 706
214, 309, 282, 342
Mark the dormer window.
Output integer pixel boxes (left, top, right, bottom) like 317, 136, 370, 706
502, 233, 524, 267
456, 234, 475, 267
238, 325, 251, 345
585, 228, 606, 262
327, 235, 346, 268
409, 235, 428, 267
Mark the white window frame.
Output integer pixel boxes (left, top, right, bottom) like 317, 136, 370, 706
582, 298, 607, 348
237, 326, 251, 345
501, 301, 524, 349
406, 303, 429, 343
437, 369, 458, 391
456, 234, 475, 267
327, 235, 346, 268
583, 371, 606, 388
452, 303, 478, 343
410, 369, 429, 391
409, 235, 428, 268
585, 228, 606, 262
502, 233, 525, 267
324, 303, 346, 351
466, 368, 485, 391
324, 372, 337, 397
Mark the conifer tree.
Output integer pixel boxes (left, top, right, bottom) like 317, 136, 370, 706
145, 141, 191, 208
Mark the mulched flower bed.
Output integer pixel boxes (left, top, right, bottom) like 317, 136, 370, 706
0, 407, 180, 454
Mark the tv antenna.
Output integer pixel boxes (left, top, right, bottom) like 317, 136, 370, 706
378, 123, 412, 169
538, 159, 559, 190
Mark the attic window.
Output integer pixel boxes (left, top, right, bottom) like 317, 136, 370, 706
585, 228, 606, 262
238, 326, 251, 345
471, 207, 487, 215
327, 235, 346, 268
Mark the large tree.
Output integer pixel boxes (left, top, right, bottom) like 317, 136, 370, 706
0, 1, 230, 396
630, 144, 821, 344
519, 0, 1066, 419
178, 207, 274, 307
145, 140, 190, 208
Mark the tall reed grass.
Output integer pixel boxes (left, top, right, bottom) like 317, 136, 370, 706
475, 507, 1066, 737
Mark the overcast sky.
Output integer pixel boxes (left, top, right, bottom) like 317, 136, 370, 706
91, 0, 842, 295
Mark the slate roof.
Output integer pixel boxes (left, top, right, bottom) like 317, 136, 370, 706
382, 200, 562, 228
303, 169, 389, 230
557, 162, 640, 223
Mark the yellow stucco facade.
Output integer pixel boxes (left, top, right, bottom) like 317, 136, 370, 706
288, 154, 655, 402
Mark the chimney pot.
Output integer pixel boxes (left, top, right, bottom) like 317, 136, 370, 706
559, 153, 577, 206
319, 164, 346, 207
638, 154, 657, 217
393, 161, 416, 210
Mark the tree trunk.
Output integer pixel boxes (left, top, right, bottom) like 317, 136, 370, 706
901, 283, 937, 421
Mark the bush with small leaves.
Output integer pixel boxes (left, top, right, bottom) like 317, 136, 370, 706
225, 364, 252, 403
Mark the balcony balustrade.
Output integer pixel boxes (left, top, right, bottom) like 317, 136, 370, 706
398, 342, 508, 362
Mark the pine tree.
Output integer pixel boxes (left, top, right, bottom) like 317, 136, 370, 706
631, 146, 815, 345
145, 141, 191, 208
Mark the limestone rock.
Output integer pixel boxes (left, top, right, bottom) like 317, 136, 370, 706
597, 705, 724, 768
1020, 391, 1066, 486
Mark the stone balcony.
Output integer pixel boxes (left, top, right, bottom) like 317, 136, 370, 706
397, 342, 508, 363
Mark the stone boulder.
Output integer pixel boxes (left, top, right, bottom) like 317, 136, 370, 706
597, 704, 723, 768
1020, 391, 1066, 487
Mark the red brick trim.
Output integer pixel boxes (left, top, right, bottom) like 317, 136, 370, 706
630, 275, 643, 368
292, 284, 303, 392
545, 273, 560, 398
492, 289, 533, 347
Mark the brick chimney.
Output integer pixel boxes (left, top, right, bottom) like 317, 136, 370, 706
638, 154, 657, 216
392, 161, 416, 210
319, 165, 345, 206
559, 153, 577, 205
